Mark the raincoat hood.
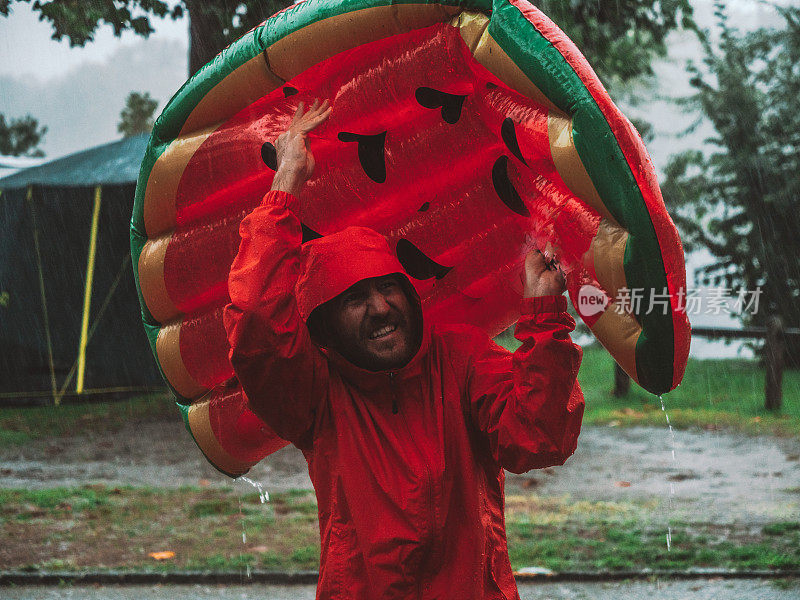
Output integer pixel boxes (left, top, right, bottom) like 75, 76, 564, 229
296, 226, 427, 375
295, 226, 412, 322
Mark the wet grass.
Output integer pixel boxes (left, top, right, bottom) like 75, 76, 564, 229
493, 332, 800, 436
1, 485, 798, 573
0, 393, 174, 448
1, 347, 798, 447
575, 345, 800, 437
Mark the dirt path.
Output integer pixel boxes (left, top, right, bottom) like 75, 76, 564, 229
2, 421, 799, 524
4, 579, 799, 600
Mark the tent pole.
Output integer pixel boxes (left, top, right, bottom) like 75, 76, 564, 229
76, 186, 102, 395
28, 185, 59, 405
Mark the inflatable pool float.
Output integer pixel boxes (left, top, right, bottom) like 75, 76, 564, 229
131, 0, 690, 475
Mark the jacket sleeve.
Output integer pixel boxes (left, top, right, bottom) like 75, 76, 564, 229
467, 295, 584, 473
223, 190, 329, 449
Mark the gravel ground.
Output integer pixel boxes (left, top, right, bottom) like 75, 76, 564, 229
3, 579, 798, 600
2, 421, 799, 524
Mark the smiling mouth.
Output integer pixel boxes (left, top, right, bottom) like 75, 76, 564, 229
369, 324, 397, 340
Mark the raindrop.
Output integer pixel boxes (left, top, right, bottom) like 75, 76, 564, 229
237, 475, 270, 503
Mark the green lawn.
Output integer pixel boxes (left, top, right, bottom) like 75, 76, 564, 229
576, 345, 800, 437
0, 393, 175, 448
1, 344, 799, 448
1, 485, 798, 573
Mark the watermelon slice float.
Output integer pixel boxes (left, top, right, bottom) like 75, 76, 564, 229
131, 0, 691, 476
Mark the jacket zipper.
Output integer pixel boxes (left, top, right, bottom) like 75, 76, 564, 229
389, 370, 437, 570
389, 372, 399, 414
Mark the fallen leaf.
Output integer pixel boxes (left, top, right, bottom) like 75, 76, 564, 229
750, 416, 762, 423
199, 479, 211, 487
608, 420, 620, 427
148, 551, 176, 561
614, 481, 631, 488
522, 478, 539, 489
250, 545, 269, 553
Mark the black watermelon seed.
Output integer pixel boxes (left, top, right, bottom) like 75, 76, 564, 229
338, 131, 387, 183
396, 239, 452, 280
491, 156, 529, 217
301, 222, 322, 243
415, 87, 468, 124
261, 142, 277, 170
501, 118, 527, 166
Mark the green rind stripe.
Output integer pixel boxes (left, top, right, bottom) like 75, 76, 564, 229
177, 401, 191, 434
257, 0, 491, 51
488, 0, 673, 393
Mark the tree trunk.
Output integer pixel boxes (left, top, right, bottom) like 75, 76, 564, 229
765, 316, 784, 411
187, 3, 225, 77
613, 363, 630, 397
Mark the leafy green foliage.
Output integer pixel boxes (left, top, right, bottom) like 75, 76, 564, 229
2, 0, 696, 80
0, 113, 47, 157
662, 3, 800, 361
0, 0, 180, 45
537, 0, 697, 89
0, 0, 291, 75
118, 91, 158, 137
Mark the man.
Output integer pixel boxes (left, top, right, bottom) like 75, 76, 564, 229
224, 100, 584, 599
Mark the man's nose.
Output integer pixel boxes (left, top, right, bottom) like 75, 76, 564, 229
366, 290, 391, 315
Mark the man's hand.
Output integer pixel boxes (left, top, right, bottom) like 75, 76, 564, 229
271, 99, 332, 196
523, 249, 566, 298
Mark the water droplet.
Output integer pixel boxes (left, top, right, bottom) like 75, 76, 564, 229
236, 475, 270, 503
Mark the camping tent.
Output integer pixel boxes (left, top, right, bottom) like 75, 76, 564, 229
0, 136, 164, 405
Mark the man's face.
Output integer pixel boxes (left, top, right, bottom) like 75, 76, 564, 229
328, 275, 418, 371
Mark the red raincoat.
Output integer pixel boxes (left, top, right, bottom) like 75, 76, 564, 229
224, 190, 584, 599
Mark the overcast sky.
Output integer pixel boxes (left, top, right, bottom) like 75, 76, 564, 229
0, 5, 188, 158
0, 0, 790, 357
0, 0, 788, 161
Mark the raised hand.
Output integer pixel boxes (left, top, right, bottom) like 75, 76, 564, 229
271, 99, 332, 196
523, 249, 566, 298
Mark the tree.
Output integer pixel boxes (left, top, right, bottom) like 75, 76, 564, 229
662, 3, 800, 364
0, 0, 291, 76
2, 0, 695, 80
0, 113, 47, 157
118, 91, 158, 137
537, 0, 697, 89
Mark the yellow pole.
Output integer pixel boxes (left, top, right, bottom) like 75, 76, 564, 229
76, 186, 102, 394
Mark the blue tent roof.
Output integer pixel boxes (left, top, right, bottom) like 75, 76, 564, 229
0, 135, 149, 190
